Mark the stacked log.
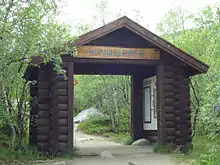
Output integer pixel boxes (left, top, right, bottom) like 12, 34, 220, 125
32, 61, 73, 154
174, 65, 183, 145
56, 74, 69, 152
37, 67, 52, 152
163, 64, 176, 143
29, 79, 38, 146
182, 76, 192, 146
174, 66, 192, 147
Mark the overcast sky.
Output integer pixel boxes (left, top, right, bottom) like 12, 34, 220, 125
57, 0, 219, 34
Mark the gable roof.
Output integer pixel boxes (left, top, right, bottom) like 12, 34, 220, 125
74, 16, 209, 74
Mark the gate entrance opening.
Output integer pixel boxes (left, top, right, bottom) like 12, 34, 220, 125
25, 16, 208, 154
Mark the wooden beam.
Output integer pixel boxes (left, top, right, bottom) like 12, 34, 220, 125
75, 46, 160, 60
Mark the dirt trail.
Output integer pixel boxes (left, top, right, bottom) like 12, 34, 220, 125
64, 124, 186, 165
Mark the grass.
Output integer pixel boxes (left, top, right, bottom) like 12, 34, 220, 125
103, 132, 133, 145
77, 116, 113, 135
169, 135, 220, 165
0, 146, 47, 164
0, 134, 77, 164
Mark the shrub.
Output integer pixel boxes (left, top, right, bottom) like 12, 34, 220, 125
110, 133, 133, 145
191, 138, 220, 165
78, 116, 112, 135
117, 106, 130, 133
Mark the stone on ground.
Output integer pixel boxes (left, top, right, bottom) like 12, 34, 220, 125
100, 150, 115, 159
131, 138, 150, 146
74, 107, 104, 123
128, 161, 136, 165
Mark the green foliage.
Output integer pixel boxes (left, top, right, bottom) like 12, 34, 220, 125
75, 75, 131, 133
187, 136, 220, 165
194, 146, 220, 165
77, 115, 133, 145
0, 146, 46, 163
110, 133, 133, 145
78, 116, 112, 135
157, 3, 220, 134
117, 105, 131, 133
0, 0, 75, 155
156, 4, 220, 163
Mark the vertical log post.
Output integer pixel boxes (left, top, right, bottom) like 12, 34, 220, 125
29, 80, 38, 147
156, 60, 166, 144
67, 61, 74, 152
37, 66, 52, 152
49, 72, 60, 155
163, 64, 176, 143
131, 75, 143, 141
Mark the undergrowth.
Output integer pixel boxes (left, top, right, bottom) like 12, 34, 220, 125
0, 146, 47, 163
77, 116, 132, 145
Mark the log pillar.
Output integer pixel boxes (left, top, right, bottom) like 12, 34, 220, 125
131, 75, 143, 141
174, 67, 192, 147
156, 54, 177, 144
156, 59, 166, 144
49, 72, 60, 154
156, 52, 192, 149
37, 65, 52, 152
29, 79, 39, 147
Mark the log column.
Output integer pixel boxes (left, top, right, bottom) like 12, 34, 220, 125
156, 54, 176, 144
175, 68, 192, 146
29, 80, 39, 147
48, 61, 73, 154
56, 74, 69, 152
131, 75, 143, 141
37, 66, 52, 152
183, 77, 192, 146
49, 72, 60, 154
163, 65, 176, 143
174, 66, 183, 145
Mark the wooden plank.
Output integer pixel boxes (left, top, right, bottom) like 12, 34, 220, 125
67, 62, 73, 152
75, 46, 160, 60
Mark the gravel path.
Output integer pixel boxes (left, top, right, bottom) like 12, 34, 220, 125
65, 124, 185, 165
39, 124, 187, 165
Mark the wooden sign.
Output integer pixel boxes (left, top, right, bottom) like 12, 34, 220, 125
214, 105, 220, 111
75, 46, 160, 60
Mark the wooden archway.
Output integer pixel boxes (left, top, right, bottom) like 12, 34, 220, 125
26, 16, 208, 155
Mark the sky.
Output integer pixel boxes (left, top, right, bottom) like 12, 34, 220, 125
56, 0, 220, 34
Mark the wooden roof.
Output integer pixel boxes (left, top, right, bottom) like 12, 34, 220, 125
74, 16, 209, 74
